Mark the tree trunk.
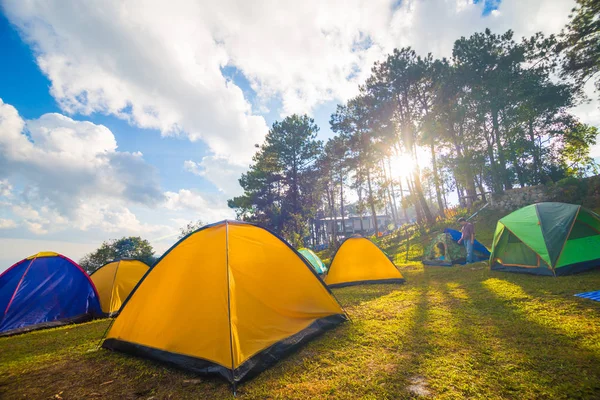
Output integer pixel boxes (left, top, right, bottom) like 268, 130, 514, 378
411, 143, 434, 225
442, 185, 448, 210
339, 173, 346, 238
514, 160, 526, 188
430, 141, 446, 218
381, 160, 398, 226
477, 173, 487, 203
357, 185, 365, 232
492, 109, 512, 190
366, 167, 379, 234
455, 176, 465, 207
398, 178, 409, 224
327, 184, 337, 246
387, 159, 400, 225
528, 118, 541, 184
412, 171, 434, 225
484, 121, 502, 194
407, 177, 423, 224
449, 124, 476, 207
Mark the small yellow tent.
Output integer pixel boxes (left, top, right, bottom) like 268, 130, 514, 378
102, 220, 347, 384
90, 259, 150, 316
325, 236, 405, 288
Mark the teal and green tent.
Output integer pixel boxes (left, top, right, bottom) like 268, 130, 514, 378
423, 229, 490, 266
298, 248, 327, 275
490, 202, 600, 276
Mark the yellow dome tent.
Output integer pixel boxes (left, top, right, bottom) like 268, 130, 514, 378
90, 259, 150, 316
325, 236, 405, 288
102, 220, 347, 385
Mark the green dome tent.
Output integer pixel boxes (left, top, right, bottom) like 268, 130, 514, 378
490, 202, 600, 276
298, 248, 327, 275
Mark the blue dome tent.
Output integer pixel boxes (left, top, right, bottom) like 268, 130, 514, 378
0, 252, 102, 336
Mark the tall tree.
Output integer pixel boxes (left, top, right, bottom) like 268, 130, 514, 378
331, 96, 385, 232
79, 237, 155, 273
453, 29, 528, 192
559, 0, 600, 101
558, 123, 599, 177
229, 114, 322, 246
367, 48, 435, 223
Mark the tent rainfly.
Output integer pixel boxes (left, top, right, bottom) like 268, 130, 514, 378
102, 220, 347, 385
490, 202, 600, 276
0, 252, 102, 336
298, 248, 328, 275
90, 259, 150, 316
325, 236, 405, 288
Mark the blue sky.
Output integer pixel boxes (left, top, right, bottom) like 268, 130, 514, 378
0, 0, 587, 271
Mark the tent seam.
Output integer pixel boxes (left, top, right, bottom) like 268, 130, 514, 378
108, 260, 121, 314
225, 221, 236, 384
553, 206, 581, 270
3, 257, 36, 318
533, 204, 555, 275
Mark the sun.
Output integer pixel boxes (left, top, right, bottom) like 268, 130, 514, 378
388, 154, 416, 180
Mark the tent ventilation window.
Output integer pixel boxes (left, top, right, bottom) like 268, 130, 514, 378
569, 220, 599, 240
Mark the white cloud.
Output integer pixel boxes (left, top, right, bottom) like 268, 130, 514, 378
1, 0, 583, 199
0, 179, 13, 197
0, 218, 17, 229
184, 156, 246, 196
0, 101, 239, 243
183, 160, 202, 176
23, 221, 47, 235
3, 0, 269, 163
3, 1, 575, 132
0, 99, 164, 212
0, 99, 167, 234
165, 189, 234, 222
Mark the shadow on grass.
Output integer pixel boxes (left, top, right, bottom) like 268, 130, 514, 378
333, 283, 406, 308
488, 267, 600, 299
1, 302, 378, 399
5, 265, 600, 399
0, 319, 111, 374
0, 349, 233, 400
433, 278, 600, 398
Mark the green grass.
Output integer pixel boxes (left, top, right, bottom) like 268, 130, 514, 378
3, 214, 600, 398
2, 265, 600, 399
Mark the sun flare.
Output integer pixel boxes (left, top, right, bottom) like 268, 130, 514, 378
389, 154, 416, 180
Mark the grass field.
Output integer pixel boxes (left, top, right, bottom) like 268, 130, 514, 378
3, 211, 600, 399
2, 261, 600, 399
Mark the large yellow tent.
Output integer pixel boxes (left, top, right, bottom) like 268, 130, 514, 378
102, 220, 347, 384
325, 236, 405, 288
90, 259, 150, 316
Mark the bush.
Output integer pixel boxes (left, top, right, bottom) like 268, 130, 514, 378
550, 177, 588, 204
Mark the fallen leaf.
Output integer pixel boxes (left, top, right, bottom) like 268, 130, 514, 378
99, 380, 114, 386
182, 379, 203, 384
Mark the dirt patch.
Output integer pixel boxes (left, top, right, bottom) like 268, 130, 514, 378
406, 375, 431, 397
0, 352, 231, 400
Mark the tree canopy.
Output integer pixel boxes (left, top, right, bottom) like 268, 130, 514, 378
229, 18, 599, 248
178, 219, 205, 239
560, 0, 600, 100
79, 236, 155, 273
